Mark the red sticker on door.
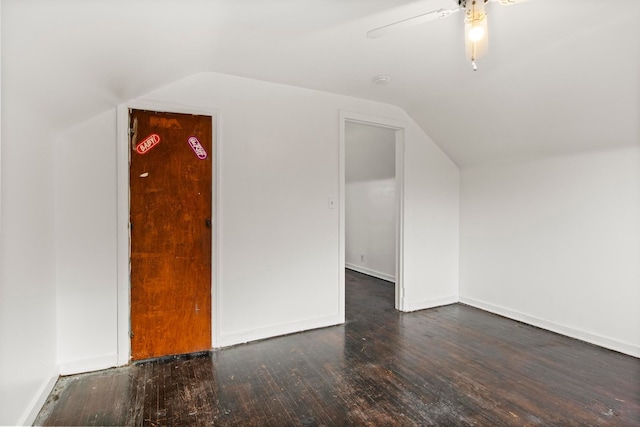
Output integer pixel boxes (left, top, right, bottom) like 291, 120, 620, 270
187, 136, 208, 160
135, 133, 161, 155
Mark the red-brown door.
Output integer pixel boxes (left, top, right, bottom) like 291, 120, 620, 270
129, 109, 212, 360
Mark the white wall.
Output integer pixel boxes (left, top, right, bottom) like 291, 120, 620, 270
402, 122, 460, 311
54, 71, 460, 371
345, 122, 396, 282
0, 49, 59, 427
460, 146, 640, 357
55, 110, 119, 374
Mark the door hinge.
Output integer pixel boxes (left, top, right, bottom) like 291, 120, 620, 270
129, 330, 134, 339
128, 116, 138, 136
129, 117, 138, 149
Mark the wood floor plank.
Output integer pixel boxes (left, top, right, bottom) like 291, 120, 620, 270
35, 270, 640, 426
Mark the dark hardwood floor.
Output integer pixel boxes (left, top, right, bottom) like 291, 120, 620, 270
36, 270, 640, 426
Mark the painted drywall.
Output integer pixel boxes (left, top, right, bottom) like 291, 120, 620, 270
459, 146, 640, 356
55, 110, 119, 374
53, 71, 460, 372
345, 122, 396, 282
0, 53, 59, 427
401, 122, 460, 311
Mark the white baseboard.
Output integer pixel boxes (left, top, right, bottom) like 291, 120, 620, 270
219, 314, 342, 348
345, 263, 395, 283
460, 296, 640, 358
58, 353, 119, 376
21, 369, 58, 427
403, 294, 459, 312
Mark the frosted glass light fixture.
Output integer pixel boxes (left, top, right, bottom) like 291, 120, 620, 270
463, 0, 488, 71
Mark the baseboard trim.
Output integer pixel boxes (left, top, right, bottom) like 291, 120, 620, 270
403, 294, 459, 312
58, 353, 119, 376
21, 369, 58, 427
219, 314, 342, 348
345, 263, 395, 283
460, 296, 640, 358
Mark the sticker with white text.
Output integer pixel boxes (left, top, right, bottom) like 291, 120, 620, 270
135, 134, 161, 155
187, 136, 208, 160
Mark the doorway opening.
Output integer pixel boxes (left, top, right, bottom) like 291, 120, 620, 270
340, 112, 405, 316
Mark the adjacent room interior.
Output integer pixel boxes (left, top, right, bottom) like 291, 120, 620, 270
345, 121, 398, 294
1, 0, 639, 425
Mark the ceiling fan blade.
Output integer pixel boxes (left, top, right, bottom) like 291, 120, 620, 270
366, 7, 460, 39
492, 0, 533, 5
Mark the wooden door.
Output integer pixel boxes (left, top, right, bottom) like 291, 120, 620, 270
129, 109, 212, 360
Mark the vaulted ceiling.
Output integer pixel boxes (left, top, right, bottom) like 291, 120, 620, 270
3, 0, 639, 167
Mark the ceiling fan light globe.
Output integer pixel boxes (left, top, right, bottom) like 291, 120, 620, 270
464, 15, 489, 62
468, 24, 485, 41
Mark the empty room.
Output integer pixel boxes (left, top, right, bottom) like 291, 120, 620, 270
1, 0, 639, 425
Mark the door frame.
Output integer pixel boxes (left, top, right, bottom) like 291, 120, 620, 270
116, 100, 221, 365
339, 111, 406, 314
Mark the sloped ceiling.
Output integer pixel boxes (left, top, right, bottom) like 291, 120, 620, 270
3, 0, 639, 167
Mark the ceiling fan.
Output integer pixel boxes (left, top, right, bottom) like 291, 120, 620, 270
367, 0, 532, 71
